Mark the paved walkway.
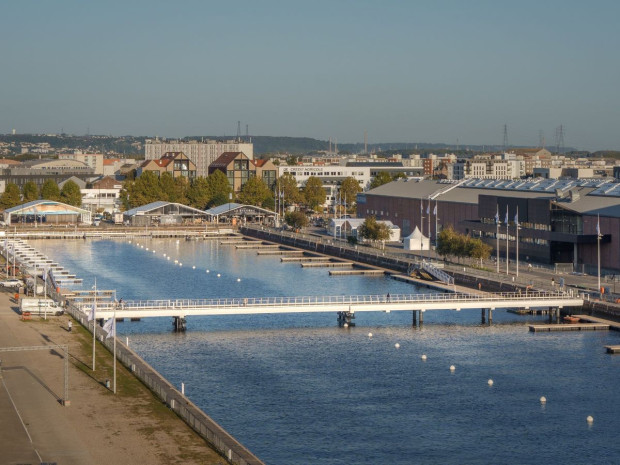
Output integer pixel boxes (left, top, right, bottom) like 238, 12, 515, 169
0, 289, 224, 465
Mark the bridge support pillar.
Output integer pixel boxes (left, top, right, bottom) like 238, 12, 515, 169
488, 309, 493, 324
481, 309, 486, 324
418, 310, 424, 326
173, 316, 186, 332
412, 310, 417, 326
548, 307, 554, 323
337, 311, 355, 327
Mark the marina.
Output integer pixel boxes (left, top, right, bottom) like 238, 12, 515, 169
14, 237, 620, 465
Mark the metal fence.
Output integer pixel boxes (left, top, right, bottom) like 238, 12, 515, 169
61, 297, 264, 465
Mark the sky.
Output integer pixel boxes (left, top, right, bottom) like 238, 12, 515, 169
2, 0, 619, 151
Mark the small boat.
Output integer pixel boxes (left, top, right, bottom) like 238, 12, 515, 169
563, 315, 580, 324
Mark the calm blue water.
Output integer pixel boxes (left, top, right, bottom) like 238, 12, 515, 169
32, 238, 620, 464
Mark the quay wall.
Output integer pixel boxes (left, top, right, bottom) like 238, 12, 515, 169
61, 297, 264, 465
242, 227, 522, 293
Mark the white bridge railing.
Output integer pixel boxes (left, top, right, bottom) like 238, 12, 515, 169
75, 291, 579, 312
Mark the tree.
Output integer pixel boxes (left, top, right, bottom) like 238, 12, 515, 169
358, 216, 391, 246
125, 171, 164, 207
0, 183, 21, 209
339, 177, 362, 212
469, 237, 492, 265
186, 176, 211, 210
369, 171, 393, 189
303, 176, 326, 211
22, 181, 39, 203
238, 176, 271, 207
40, 179, 60, 201
205, 170, 232, 207
60, 180, 83, 207
159, 172, 177, 202
172, 176, 190, 205
284, 211, 309, 230
275, 173, 303, 206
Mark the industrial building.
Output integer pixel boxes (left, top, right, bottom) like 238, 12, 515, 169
357, 178, 620, 273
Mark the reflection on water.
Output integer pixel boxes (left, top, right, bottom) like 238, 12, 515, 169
32, 239, 620, 464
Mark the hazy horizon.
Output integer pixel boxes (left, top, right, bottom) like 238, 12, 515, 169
2, 1, 619, 151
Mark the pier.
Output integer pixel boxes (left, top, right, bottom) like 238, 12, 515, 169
528, 323, 610, 332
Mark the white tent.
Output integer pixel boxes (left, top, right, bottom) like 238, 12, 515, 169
403, 226, 430, 251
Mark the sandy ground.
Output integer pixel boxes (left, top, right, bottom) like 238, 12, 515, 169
0, 288, 227, 465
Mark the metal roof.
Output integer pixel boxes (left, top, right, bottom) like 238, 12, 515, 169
124, 201, 207, 217
205, 203, 274, 216
4, 200, 90, 215
366, 178, 620, 218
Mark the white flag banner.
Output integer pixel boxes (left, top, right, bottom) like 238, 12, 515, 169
87, 307, 95, 322
102, 317, 114, 337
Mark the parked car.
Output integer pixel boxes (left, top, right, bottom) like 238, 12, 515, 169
0, 279, 24, 288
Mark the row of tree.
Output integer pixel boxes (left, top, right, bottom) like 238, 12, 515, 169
0, 180, 83, 209
120, 171, 364, 212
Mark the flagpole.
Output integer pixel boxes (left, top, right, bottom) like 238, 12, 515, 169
597, 214, 601, 293
427, 199, 431, 260
434, 200, 438, 260
495, 205, 500, 274
515, 206, 519, 278
113, 307, 117, 394
92, 277, 97, 371
506, 206, 509, 275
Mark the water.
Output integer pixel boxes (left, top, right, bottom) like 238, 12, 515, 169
32, 238, 620, 464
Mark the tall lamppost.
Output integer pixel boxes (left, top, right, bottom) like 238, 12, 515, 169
495, 206, 500, 274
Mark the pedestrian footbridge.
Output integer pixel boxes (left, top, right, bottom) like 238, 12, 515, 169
74, 291, 583, 327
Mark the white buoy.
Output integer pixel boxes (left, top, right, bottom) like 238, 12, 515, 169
174, 259, 178, 263
450, 365, 456, 372
587, 415, 594, 424
343, 323, 349, 328
540, 396, 547, 404
206, 269, 210, 273
217, 273, 221, 277
146, 247, 149, 251
152, 250, 156, 253
179, 263, 182, 267
237, 278, 241, 282
163, 253, 166, 257
421, 354, 427, 360
488, 379, 494, 386
192, 266, 196, 269
368, 332, 373, 338
167, 257, 170, 260
395, 343, 400, 349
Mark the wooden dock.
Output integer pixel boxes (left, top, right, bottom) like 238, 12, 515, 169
329, 269, 385, 276
235, 243, 280, 249
256, 250, 304, 256
605, 345, 620, 354
528, 323, 610, 332
300, 262, 353, 268
281, 256, 327, 262
572, 314, 620, 331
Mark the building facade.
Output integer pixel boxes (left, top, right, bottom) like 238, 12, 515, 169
138, 152, 196, 179
145, 139, 254, 178
209, 152, 277, 192
357, 178, 620, 273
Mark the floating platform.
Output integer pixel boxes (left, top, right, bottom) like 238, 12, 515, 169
329, 269, 385, 276
572, 315, 620, 331
281, 256, 327, 262
235, 243, 280, 249
605, 345, 620, 354
300, 262, 353, 268
256, 250, 304, 256
528, 323, 610, 332
220, 240, 254, 245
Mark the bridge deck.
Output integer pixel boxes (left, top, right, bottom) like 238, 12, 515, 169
75, 291, 583, 319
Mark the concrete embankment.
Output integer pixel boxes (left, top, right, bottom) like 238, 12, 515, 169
64, 302, 265, 465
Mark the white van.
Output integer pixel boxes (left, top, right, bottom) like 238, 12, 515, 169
19, 298, 62, 316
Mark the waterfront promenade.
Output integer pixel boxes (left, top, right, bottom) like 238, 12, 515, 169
0, 288, 226, 465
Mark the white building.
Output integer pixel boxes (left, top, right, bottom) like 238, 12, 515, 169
278, 165, 371, 208
145, 139, 253, 178
59, 153, 104, 174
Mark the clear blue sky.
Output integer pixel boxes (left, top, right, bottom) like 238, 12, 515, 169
2, 0, 619, 150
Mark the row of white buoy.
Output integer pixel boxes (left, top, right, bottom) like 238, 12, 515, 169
366, 332, 593, 422
130, 241, 242, 281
